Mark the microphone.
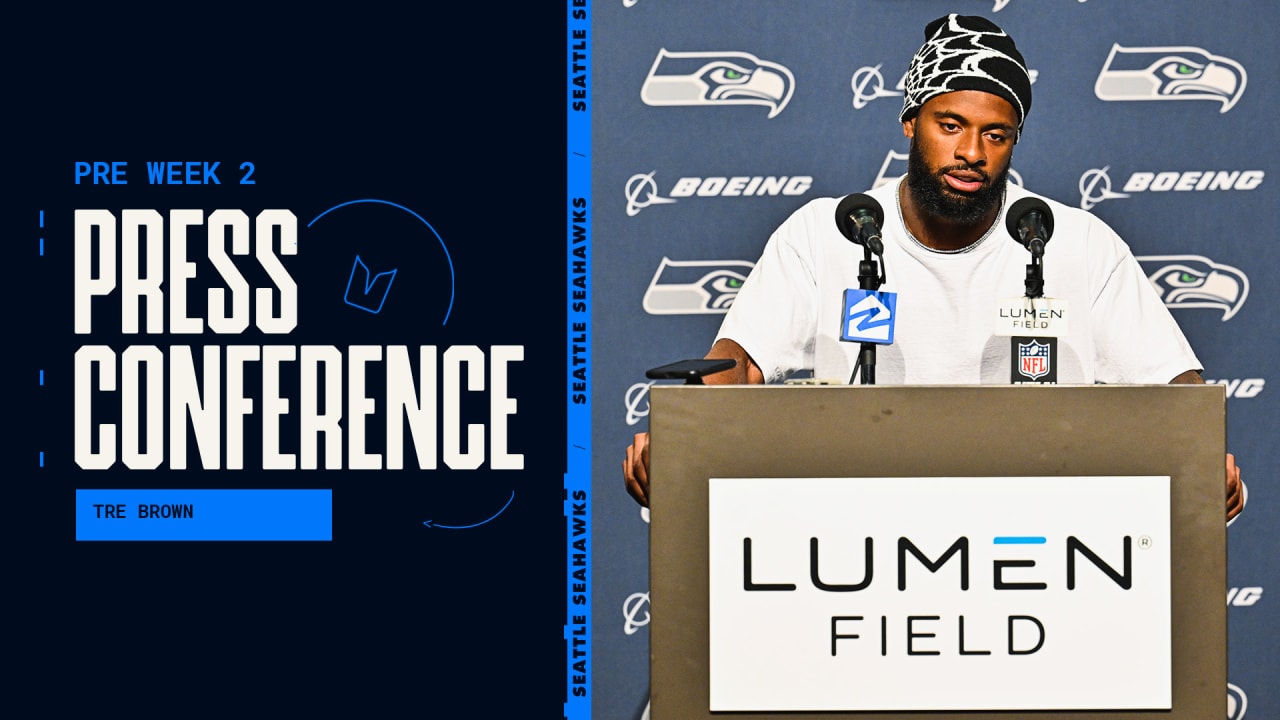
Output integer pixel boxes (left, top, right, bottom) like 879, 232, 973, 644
1005, 197, 1054, 258
835, 193, 892, 385
835, 193, 885, 255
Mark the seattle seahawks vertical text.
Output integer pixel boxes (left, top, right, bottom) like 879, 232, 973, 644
565, 0, 592, 717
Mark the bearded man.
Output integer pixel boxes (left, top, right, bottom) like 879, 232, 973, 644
622, 13, 1244, 520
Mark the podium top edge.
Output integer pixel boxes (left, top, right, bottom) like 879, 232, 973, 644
648, 382, 1224, 391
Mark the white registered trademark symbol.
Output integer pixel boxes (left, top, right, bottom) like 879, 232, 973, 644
1138, 535, 1153, 550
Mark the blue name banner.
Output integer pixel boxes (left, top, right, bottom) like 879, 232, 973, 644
76, 489, 333, 541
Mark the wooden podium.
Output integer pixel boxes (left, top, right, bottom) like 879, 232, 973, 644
648, 384, 1226, 719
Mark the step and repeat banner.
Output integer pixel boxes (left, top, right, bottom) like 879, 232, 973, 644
587, 1, 1276, 718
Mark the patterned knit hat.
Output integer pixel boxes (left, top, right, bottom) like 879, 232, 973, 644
899, 14, 1032, 136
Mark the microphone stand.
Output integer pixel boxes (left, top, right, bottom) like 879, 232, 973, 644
1024, 239, 1045, 299
850, 243, 886, 385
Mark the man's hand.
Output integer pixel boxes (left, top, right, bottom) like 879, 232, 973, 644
624, 432, 651, 508
622, 341, 761, 509
1226, 452, 1244, 522
1168, 372, 1245, 523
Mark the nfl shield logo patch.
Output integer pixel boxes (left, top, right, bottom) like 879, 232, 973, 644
1018, 340, 1051, 380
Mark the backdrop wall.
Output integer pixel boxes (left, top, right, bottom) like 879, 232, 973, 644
588, 2, 1276, 718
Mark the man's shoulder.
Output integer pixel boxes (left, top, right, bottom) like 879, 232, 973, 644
776, 194, 849, 233
1006, 184, 1110, 233
790, 183, 897, 225
862, 180, 900, 209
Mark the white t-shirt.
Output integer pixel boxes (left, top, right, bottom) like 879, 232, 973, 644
716, 178, 1201, 385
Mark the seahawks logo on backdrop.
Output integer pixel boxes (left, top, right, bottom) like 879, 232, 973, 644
1094, 44, 1247, 112
1137, 255, 1249, 321
991, 0, 1088, 10
640, 49, 795, 118
642, 257, 753, 315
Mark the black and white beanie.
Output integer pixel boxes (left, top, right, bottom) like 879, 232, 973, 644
899, 14, 1032, 137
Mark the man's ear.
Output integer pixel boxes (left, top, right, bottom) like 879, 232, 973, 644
902, 118, 915, 139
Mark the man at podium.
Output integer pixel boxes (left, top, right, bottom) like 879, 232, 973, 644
622, 13, 1244, 521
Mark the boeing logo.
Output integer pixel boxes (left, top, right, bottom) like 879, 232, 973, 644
850, 65, 904, 109
1078, 167, 1130, 210
641, 49, 795, 118
643, 257, 754, 315
626, 172, 812, 216
1095, 44, 1247, 112
1227, 586, 1264, 606
625, 171, 677, 217
1205, 379, 1265, 400
623, 591, 651, 635
1078, 167, 1263, 209
1136, 255, 1249, 321
874, 150, 1023, 189
624, 381, 653, 425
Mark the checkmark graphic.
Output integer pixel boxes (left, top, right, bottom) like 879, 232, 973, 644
344, 254, 398, 314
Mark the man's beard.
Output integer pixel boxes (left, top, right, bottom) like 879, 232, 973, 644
905, 140, 1009, 225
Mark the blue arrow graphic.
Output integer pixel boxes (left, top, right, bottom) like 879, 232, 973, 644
422, 491, 515, 529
